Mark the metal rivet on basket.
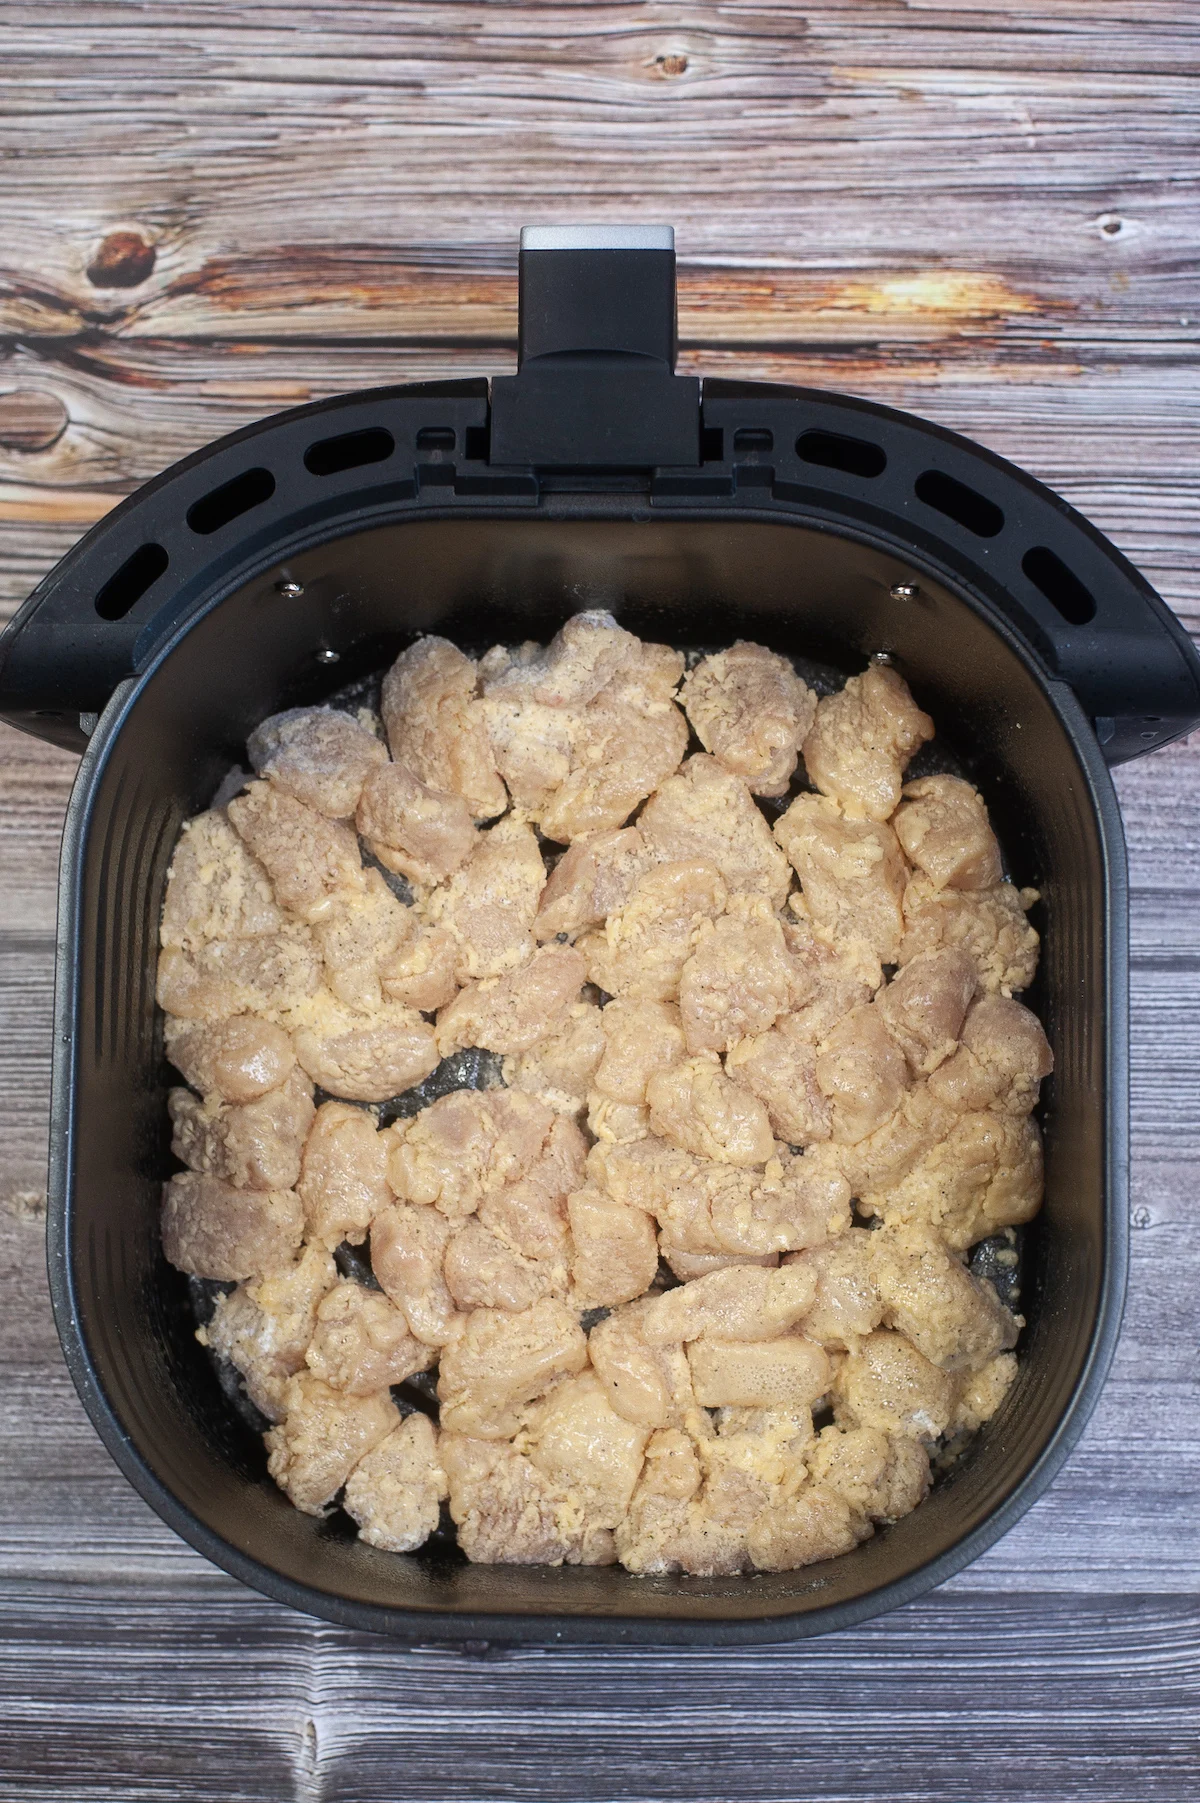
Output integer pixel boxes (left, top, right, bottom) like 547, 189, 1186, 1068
275, 579, 304, 598
890, 582, 920, 601
315, 648, 340, 664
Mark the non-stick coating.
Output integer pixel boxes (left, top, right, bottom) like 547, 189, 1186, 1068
48, 511, 1128, 1642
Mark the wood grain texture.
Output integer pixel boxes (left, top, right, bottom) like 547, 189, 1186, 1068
1, 2, 1198, 1798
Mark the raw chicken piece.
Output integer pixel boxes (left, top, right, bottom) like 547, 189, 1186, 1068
169, 1067, 315, 1191
247, 706, 388, 819
313, 868, 415, 1012
370, 1202, 460, 1347
287, 989, 438, 1102
380, 637, 506, 820
161, 1172, 304, 1280
725, 1013, 833, 1147
893, 774, 1003, 892
198, 1243, 337, 1421
781, 911, 884, 1004
478, 689, 574, 813
951, 1352, 1018, 1432
484, 613, 643, 709
159, 808, 282, 953
444, 1218, 565, 1311
787, 1231, 883, 1349
534, 827, 656, 941
297, 1099, 391, 1248
593, 998, 686, 1104
538, 642, 689, 843
639, 755, 791, 908
386, 1089, 555, 1221
679, 899, 800, 1055
860, 1111, 1044, 1250
566, 1187, 659, 1308
802, 664, 934, 821
588, 1300, 697, 1430
165, 1014, 296, 1103
646, 1056, 776, 1167
435, 945, 586, 1057
420, 816, 546, 982
441, 1433, 602, 1566
227, 780, 364, 921
437, 1298, 588, 1439
680, 642, 817, 797
834, 1330, 956, 1440
586, 1095, 650, 1146
579, 860, 728, 1003
869, 1223, 1020, 1373
379, 918, 460, 1013
875, 947, 978, 1076
356, 760, 478, 886
305, 1280, 437, 1392
615, 1425, 752, 1577
265, 1372, 398, 1515
805, 1422, 930, 1524
899, 876, 1039, 996
814, 1004, 910, 1145
928, 993, 1053, 1115
640, 1262, 818, 1345
156, 926, 322, 1025
774, 794, 909, 964
687, 1337, 831, 1409
502, 1002, 606, 1116
523, 1371, 652, 1534
745, 1483, 866, 1572
704, 1149, 850, 1259
343, 1413, 448, 1553
662, 1247, 778, 1282
830, 1084, 959, 1201
477, 1115, 587, 1265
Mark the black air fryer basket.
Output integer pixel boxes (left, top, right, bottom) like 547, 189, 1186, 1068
4, 226, 1198, 1645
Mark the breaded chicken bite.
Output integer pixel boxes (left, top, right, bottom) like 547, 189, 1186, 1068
687, 1331, 830, 1411
296, 1099, 390, 1247
834, 1329, 955, 1440
440, 1432, 602, 1566
311, 868, 414, 1013
640, 1262, 818, 1345
444, 1217, 567, 1312
802, 664, 934, 821
228, 780, 364, 921
567, 1187, 660, 1308
647, 1056, 776, 1167
165, 1013, 297, 1103
814, 1004, 910, 1145
534, 827, 657, 942
786, 1230, 883, 1349
681, 643, 817, 797
587, 1300, 697, 1430
265, 1373, 398, 1515
344, 1412, 449, 1553
437, 1298, 588, 1439
370, 1202, 460, 1347
355, 761, 478, 887
745, 1483, 867, 1572
893, 774, 1003, 892
704, 1148, 851, 1259
725, 1011, 834, 1147
679, 898, 801, 1055
379, 918, 460, 1014
829, 1084, 958, 1202
161, 1171, 304, 1281
861, 1111, 1044, 1250
386, 1089, 556, 1221
502, 1001, 606, 1116
476, 1114, 586, 1266
160, 808, 283, 953
951, 1352, 1018, 1432
435, 944, 586, 1058
592, 998, 687, 1105
305, 1280, 437, 1393
774, 793, 909, 964
199, 1243, 337, 1420
169, 1067, 315, 1191
640, 755, 791, 908
247, 706, 388, 819
420, 816, 546, 983
899, 876, 1039, 996
928, 993, 1053, 1115
156, 925, 322, 1025
805, 1422, 930, 1525
287, 989, 439, 1102
875, 947, 978, 1076
381, 636, 506, 821
579, 861, 728, 1003
523, 1371, 652, 1535
615, 1424, 752, 1577
869, 1223, 1020, 1373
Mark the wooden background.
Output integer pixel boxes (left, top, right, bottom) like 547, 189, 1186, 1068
1, 3, 1198, 1797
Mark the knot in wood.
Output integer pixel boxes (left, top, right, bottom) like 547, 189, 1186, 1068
87, 230, 157, 289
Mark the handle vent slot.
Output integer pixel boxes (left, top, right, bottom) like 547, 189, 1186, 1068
1022, 545, 1097, 626
94, 543, 169, 620
187, 467, 276, 536
797, 429, 886, 479
305, 427, 394, 477
915, 469, 1003, 539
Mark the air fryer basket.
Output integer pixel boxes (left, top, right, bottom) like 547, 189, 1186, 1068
4, 228, 1199, 1644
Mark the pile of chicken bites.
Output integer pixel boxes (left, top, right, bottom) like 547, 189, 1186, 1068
157, 612, 1052, 1576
